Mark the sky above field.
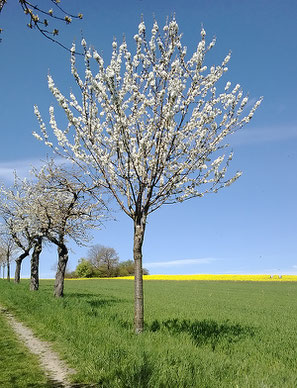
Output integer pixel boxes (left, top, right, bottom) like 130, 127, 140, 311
0, 0, 296, 278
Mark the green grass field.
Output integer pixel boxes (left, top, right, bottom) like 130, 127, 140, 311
0, 309, 51, 387
0, 278, 296, 387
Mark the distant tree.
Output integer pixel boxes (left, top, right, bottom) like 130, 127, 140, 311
0, 227, 17, 282
64, 269, 77, 278
118, 260, 149, 276
0, 246, 6, 279
73, 256, 149, 278
0, 178, 37, 284
51, 261, 75, 278
142, 267, 149, 276
87, 244, 119, 277
0, 0, 83, 52
75, 258, 94, 278
117, 260, 134, 277
34, 17, 262, 333
0, 172, 48, 289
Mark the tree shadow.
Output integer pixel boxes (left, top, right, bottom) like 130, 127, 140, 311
86, 298, 122, 308
60, 293, 126, 317
66, 293, 124, 305
65, 293, 102, 299
45, 380, 98, 387
149, 318, 255, 350
66, 293, 126, 304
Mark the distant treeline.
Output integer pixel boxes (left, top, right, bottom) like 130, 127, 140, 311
66, 245, 149, 278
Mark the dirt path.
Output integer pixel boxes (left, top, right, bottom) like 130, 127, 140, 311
0, 304, 76, 387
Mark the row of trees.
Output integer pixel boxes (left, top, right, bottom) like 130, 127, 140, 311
0, 159, 105, 296
0, 14, 261, 333
71, 244, 149, 278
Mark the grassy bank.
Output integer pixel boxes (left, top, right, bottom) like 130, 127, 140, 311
0, 279, 296, 387
0, 309, 50, 387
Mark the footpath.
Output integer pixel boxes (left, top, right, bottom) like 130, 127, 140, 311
0, 304, 76, 387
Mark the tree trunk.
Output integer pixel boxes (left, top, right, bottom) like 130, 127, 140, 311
30, 237, 42, 291
133, 215, 146, 334
54, 242, 68, 297
15, 251, 30, 284
6, 255, 10, 282
15, 260, 21, 284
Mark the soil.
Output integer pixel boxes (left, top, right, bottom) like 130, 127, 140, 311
0, 304, 76, 387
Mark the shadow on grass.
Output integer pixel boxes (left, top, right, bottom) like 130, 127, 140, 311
64, 293, 126, 317
65, 293, 104, 299
7, 375, 97, 388
149, 318, 255, 350
46, 380, 98, 388
87, 298, 123, 308
66, 293, 126, 304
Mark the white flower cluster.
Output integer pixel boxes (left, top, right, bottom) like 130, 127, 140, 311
34, 17, 262, 217
0, 162, 104, 251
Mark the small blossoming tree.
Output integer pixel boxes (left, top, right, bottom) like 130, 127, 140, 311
34, 17, 262, 333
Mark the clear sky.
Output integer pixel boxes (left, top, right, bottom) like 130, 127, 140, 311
0, 0, 296, 278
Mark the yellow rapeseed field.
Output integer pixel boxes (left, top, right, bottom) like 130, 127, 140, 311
68, 274, 297, 281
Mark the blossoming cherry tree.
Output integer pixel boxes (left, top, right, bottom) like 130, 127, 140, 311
34, 17, 262, 333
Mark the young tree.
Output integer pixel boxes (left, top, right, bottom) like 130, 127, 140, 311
34, 17, 262, 332
87, 244, 119, 277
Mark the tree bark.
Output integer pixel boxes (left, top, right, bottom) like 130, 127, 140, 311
14, 251, 30, 284
30, 237, 42, 291
15, 260, 22, 284
133, 215, 146, 334
54, 241, 68, 297
6, 255, 10, 282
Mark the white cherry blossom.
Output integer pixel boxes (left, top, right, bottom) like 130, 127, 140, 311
34, 17, 262, 332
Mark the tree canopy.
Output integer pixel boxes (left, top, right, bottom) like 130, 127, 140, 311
34, 17, 262, 332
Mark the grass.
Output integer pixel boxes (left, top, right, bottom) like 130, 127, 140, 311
0, 308, 52, 387
0, 278, 296, 387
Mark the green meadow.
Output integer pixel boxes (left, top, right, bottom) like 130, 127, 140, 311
0, 279, 296, 387
0, 310, 50, 387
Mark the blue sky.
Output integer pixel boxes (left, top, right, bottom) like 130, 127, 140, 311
0, 0, 296, 278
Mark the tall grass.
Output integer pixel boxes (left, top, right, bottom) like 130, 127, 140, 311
0, 279, 296, 387
0, 310, 50, 387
